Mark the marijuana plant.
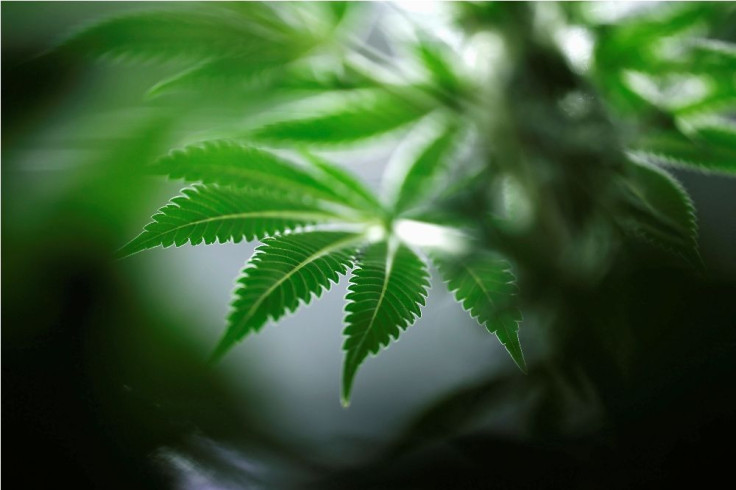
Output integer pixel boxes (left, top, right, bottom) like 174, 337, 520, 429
113, 132, 524, 404
60, 2, 736, 404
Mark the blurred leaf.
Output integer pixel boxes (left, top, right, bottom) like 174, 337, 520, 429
342, 241, 430, 404
679, 115, 736, 151
416, 40, 464, 96
60, 7, 300, 64
151, 141, 357, 207
391, 372, 521, 455
434, 252, 526, 371
252, 89, 434, 146
393, 122, 460, 214
212, 231, 361, 361
591, 3, 735, 113
117, 185, 338, 258
630, 129, 736, 176
147, 51, 302, 97
617, 160, 700, 266
302, 151, 385, 214
690, 38, 736, 61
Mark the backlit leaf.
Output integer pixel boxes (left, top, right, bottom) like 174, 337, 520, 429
342, 241, 430, 404
117, 185, 338, 258
212, 231, 362, 361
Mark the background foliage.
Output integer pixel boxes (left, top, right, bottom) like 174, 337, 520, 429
3, 2, 736, 488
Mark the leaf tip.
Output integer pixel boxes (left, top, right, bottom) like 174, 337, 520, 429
340, 395, 351, 408
113, 242, 140, 260
208, 335, 233, 366
503, 336, 527, 373
341, 364, 357, 408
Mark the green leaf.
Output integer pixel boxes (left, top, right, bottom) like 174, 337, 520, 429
301, 151, 385, 215
393, 123, 459, 214
147, 52, 299, 97
618, 159, 700, 266
271, 63, 379, 93
342, 241, 430, 405
211, 231, 362, 361
678, 115, 736, 152
434, 253, 526, 372
117, 185, 339, 258
151, 61, 378, 101
690, 38, 736, 62
151, 141, 357, 206
630, 129, 736, 176
252, 89, 433, 146
416, 40, 464, 94
60, 8, 293, 64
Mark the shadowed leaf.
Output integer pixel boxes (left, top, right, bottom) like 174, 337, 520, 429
618, 159, 700, 266
434, 252, 526, 371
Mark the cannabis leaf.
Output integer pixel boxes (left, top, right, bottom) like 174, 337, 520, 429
617, 159, 700, 266
342, 241, 430, 404
392, 122, 460, 214
116, 185, 339, 258
631, 128, 736, 176
213, 231, 362, 362
252, 89, 434, 146
302, 151, 385, 214
117, 133, 529, 403
434, 252, 526, 372
150, 141, 357, 207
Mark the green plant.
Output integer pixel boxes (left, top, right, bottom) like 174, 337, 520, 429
61, 2, 736, 405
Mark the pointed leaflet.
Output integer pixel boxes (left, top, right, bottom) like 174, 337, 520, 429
617, 159, 700, 266
393, 123, 459, 213
117, 185, 338, 258
416, 40, 464, 95
342, 241, 430, 404
252, 89, 433, 146
151, 141, 360, 207
434, 253, 526, 372
211, 231, 362, 361
630, 128, 736, 176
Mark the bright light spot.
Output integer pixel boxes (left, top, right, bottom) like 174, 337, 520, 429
390, 1, 462, 51
558, 90, 593, 119
677, 113, 736, 138
624, 70, 711, 110
394, 219, 468, 253
623, 71, 661, 104
393, 1, 443, 16
366, 223, 387, 243
463, 31, 507, 82
556, 26, 594, 74
584, 1, 664, 23
502, 176, 534, 230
